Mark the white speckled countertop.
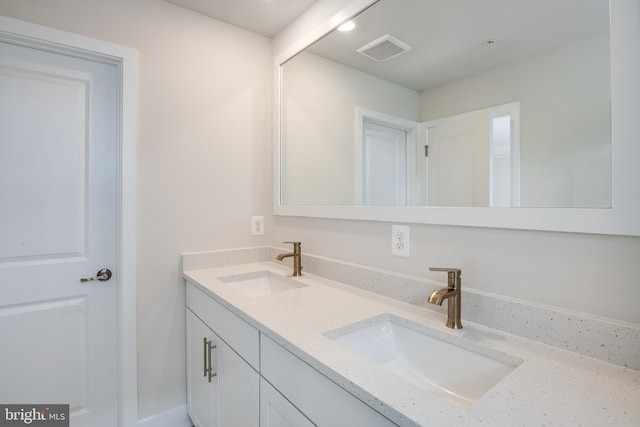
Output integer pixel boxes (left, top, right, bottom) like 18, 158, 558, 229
184, 261, 640, 427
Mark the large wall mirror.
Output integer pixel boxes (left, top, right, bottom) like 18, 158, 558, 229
275, 0, 640, 235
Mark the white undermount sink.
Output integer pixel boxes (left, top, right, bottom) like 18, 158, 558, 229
326, 314, 522, 406
217, 271, 307, 298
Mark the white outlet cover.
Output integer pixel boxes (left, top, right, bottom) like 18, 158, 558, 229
251, 216, 264, 235
391, 225, 410, 257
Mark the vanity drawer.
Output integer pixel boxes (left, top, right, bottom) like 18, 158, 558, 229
186, 281, 259, 370
261, 334, 397, 427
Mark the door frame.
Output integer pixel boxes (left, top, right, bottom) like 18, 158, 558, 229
0, 16, 138, 426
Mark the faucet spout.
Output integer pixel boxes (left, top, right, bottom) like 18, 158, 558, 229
428, 267, 462, 329
427, 287, 459, 305
276, 252, 293, 261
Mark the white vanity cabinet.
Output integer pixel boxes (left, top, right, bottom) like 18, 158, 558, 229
186, 284, 260, 427
186, 281, 396, 427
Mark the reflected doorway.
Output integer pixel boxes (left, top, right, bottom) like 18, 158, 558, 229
424, 102, 520, 207
356, 109, 419, 206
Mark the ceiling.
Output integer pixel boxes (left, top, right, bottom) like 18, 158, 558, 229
305, 0, 610, 91
164, 0, 318, 37
163, 0, 610, 91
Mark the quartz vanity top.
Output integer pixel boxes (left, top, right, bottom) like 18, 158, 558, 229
183, 262, 640, 427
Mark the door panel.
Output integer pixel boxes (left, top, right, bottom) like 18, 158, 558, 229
0, 66, 87, 261
0, 39, 118, 426
0, 297, 87, 406
427, 110, 490, 207
363, 121, 407, 206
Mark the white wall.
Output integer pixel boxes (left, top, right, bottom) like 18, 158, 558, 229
3, 0, 639, 422
281, 51, 419, 205
421, 34, 611, 208
273, 0, 640, 325
0, 0, 272, 421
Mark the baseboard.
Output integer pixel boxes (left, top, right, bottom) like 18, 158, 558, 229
138, 404, 192, 427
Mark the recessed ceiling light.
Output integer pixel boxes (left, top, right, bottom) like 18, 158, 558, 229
338, 20, 356, 32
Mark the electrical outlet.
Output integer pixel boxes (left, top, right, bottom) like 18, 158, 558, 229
391, 225, 410, 257
251, 216, 264, 236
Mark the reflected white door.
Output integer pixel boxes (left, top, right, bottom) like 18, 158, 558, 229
0, 38, 118, 426
427, 110, 490, 207
362, 121, 407, 206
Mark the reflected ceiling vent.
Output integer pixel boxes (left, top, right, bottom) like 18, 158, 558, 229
357, 34, 412, 62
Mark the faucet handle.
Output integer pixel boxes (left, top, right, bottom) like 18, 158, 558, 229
429, 267, 461, 274
429, 267, 461, 288
283, 241, 302, 255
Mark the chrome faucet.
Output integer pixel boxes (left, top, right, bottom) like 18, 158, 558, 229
276, 241, 302, 276
427, 267, 462, 329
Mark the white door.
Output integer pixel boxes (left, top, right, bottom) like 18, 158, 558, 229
362, 121, 407, 206
427, 110, 490, 207
0, 38, 119, 426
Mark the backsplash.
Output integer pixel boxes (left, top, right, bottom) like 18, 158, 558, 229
183, 246, 640, 371
182, 246, 270, 271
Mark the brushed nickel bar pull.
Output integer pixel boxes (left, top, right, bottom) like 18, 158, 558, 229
207, 341, 217, 382
203, 338, 208, 377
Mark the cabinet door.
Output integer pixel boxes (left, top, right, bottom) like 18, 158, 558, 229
187, 308, 259, 427
217, 338, 260, 427
260, 378, 315, 427
187, 310, 218, 427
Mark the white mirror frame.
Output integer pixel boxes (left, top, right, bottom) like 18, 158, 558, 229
274, 0, 640, 236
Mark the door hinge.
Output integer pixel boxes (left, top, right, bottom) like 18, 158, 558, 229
424, 145, 429, 157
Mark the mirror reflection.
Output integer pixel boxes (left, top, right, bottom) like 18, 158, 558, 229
280, 0, 611, 208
